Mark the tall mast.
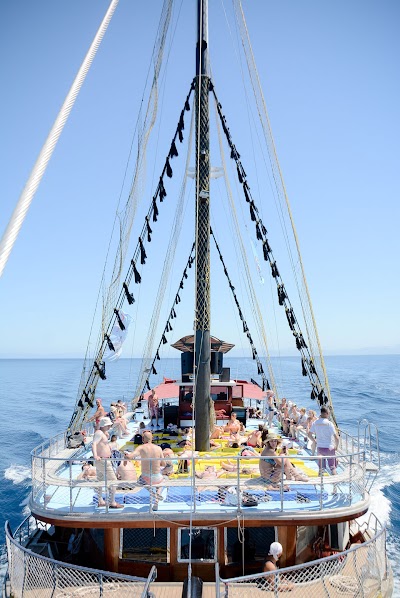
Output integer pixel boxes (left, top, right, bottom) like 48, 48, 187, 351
194, 0, 210, 451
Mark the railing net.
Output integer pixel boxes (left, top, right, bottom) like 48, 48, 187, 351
218, 523, 391, 597
5, 519, 152, 598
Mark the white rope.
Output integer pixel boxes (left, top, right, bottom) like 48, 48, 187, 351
101, 0, 174, 334
0, 0, 120, 279
132, 109, 195, 402
234, 0, 334, 414
77, 0, 174, 406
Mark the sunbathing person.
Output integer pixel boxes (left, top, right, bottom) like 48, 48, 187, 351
280, 406, 291, 436
246, 429, 262, 448
220, 460, 256, 475
240, 446, 259, 458
260, 433, 308, 487
116, 459, 138, 486
224, 413, 241, 434
228, 431, 247, 447
109, 404, 130, 437
210, 425, 223, 439
117, 399, 127, 415
177, 427, 194, 448
78, 462, 97, 480
108, 434, 119, 451
290, 407, 308, 440
161, 448, 175, 477
195, 465, 226, 479
306, 410, 318, 453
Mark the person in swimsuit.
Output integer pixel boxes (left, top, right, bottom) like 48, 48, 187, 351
260, 433, 308, 486
116, 459, 137, 489
161, 448, 175, 476
195, 465, 226, 479
291, 407, 308, 440
125, 430, 165, 508
77, 462, 97, 480
147, 389, 159, 427
263, 541, 294, 591
246, 429, 262, 448
109, 404, 130, 437
89, 399, 106, 430
224, 413, 241, 434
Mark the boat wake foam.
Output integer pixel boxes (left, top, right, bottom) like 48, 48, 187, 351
4, 464, 31, 485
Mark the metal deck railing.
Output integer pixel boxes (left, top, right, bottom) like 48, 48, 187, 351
216, 514, 393, 597
4, 517, 156, 598
29, 431, 370, 519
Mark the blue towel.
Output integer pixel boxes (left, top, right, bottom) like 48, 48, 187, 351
124, 489, 152, 504
265, 490, 297, 501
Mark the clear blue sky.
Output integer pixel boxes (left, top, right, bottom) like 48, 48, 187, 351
1, 0, 399, 359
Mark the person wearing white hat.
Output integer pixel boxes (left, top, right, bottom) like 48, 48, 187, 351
264, 541, 294, 590
92, 417, 123, 508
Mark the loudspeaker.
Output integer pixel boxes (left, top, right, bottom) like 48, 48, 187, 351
210, 351, 223, 374
163, 405, 179, 427
181, 352, 194, 375
220, 367, 230, 382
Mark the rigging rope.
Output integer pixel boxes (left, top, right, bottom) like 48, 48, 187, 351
135, 244, 196, 404
211, 229, 271, 391
233, 0, 334, 419
100, 0, 174, 354
212, 93, 278, 399
213, 87, 334, 418
0, 0, 120, 278
68, 79, 195, 432
132, 99, 196, 403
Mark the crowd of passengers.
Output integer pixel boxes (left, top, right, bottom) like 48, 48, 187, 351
78, 402, 323, 494
74, 390, 339, 509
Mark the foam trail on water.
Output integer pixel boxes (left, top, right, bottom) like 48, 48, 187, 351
369, 454, 400, 597
4, 465, 31, 485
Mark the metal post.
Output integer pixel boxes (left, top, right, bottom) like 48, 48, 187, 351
194, 0, 211, 451
69, 460, 73, 513
349, 453, 353, 505
236, 455, 241, 511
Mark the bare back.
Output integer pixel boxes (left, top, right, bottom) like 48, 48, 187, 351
133, 443, 164, 476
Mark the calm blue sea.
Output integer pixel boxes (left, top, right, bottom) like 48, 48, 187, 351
0, 356, 399, 590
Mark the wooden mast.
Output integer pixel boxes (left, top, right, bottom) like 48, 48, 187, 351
194, 0, 211, 451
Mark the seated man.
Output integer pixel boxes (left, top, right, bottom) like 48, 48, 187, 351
116, 459, 137, 488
